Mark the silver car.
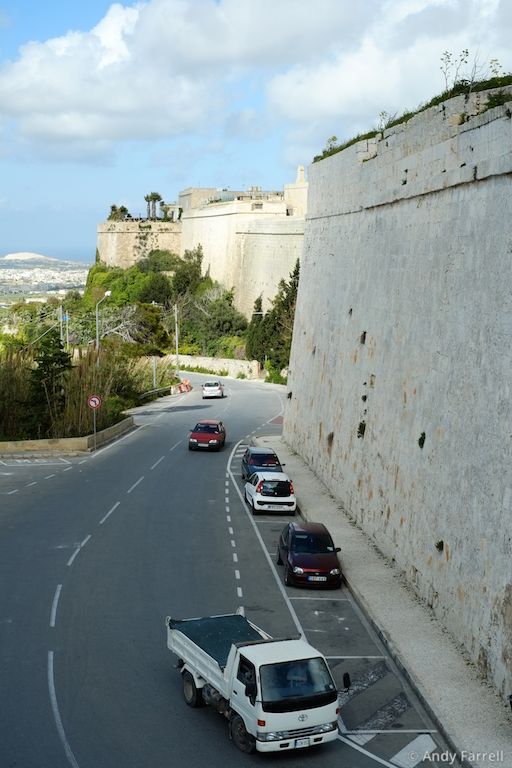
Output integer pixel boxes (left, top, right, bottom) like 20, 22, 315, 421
202, 381, 225, 399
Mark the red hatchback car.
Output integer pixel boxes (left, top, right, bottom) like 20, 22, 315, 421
277, 521, 342, 588
188, 419, 226, 451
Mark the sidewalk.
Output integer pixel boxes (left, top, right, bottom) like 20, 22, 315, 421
255, 434, 511, 768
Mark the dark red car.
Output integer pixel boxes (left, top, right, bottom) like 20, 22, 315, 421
277, 521, 342, 588
188, 419, 226, 451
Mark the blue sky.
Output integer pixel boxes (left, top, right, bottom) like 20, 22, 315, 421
0, 0, 510, 263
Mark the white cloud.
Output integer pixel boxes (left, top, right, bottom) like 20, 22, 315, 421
0, 0, 509, 164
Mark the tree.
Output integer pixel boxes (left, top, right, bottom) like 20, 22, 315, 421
24, 330, 72, 438
144, 194, 151, 219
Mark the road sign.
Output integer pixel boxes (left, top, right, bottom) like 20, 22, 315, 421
87, 394, 102, 410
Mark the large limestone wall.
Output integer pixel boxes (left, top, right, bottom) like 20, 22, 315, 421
97, 221, 181, 268
283, 88, 512, 696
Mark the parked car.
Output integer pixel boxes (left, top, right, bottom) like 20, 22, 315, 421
202, 381, 224, 399
277, 521, 342, 588
244, 471, 296, 515
241, 446, 284, 479
188, 419, 226, 451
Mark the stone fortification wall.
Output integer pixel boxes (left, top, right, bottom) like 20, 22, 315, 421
234, 218, 305, 316
283, 88, 512, 696
180, 198, 302, 315
97, 220, 181, 268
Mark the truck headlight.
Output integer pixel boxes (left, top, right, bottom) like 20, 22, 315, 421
293, 566, 304, 574
316, 721, 338, 733
257, 731, 285, 742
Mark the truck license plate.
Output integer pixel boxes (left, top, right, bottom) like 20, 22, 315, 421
294, 738, 310, 748
307, 575, 327, 582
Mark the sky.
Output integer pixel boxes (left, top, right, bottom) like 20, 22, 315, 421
0, 0, 510, 263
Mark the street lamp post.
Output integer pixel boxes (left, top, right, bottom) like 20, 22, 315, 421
174, 303, 179, 377
95, 290, 112, 355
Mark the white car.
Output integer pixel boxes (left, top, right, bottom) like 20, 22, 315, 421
202, 381, 224, 399
244, 471, 296, 515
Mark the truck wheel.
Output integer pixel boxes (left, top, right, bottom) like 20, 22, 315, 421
230, 714, 255, 754
182, 671, 203, 707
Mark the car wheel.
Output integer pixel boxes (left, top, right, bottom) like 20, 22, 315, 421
230, 714, 255, 754
188, 445, 194, 451
251, 501, 258, 516
284, 565, 293, 586
276, 549, 283, 565
182, 671, 203, 707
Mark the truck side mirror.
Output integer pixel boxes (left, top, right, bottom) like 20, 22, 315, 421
342, 672, 351, 691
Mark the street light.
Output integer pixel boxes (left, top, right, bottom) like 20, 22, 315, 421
95, 290, 112, 354
174, 303, 179, 377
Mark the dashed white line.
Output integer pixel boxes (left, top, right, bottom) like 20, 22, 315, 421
50, 585, 62, 627
7, 489, 18, 495
45, 474, 56, 479
235, 570, 240, 580
169, 440, 182, 452
63, 467, 72, 472
225, 496, 229, 504
66, 535, 91, 567
150, 456, 165, 470
226, 515, 231, 522
99, 501, 120, 525
237, 587, 243, 598
228, 527, 234, 535
26, 481, 37, 487
48, 651, 80, 768
231, 539, 236, 548
127, 476, 144, 493
232, 553, 238, 563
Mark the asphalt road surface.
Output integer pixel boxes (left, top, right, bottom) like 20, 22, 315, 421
0, 375, 451, 768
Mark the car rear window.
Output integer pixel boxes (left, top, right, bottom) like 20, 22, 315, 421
250, 454, 279, 466
260, 481, 291, 497
292, 534, 334, 554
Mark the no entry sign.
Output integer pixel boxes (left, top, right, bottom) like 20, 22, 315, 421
87, 394, 102, 410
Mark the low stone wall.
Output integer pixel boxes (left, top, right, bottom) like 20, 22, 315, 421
163, 353, 261, 379
0, 416, 135, 455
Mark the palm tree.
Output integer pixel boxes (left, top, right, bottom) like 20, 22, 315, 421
150, 192, 162, 219
144, 194, 151, 219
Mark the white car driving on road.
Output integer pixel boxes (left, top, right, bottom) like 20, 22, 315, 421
202, 381, 225, 399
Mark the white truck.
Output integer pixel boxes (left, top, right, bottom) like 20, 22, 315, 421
166, 610, 345, 754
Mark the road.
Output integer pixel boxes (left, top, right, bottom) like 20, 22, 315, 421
0, 375, 451, 767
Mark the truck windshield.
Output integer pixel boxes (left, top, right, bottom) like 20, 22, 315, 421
259, 657, 337, 713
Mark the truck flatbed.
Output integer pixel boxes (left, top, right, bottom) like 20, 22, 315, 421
168, 614, 264, 668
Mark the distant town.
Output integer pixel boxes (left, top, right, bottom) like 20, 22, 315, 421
0, 252, 91, 304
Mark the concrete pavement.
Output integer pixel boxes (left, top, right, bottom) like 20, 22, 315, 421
255, 434, 512, 768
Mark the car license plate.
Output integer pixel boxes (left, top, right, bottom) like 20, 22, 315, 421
265, 505, 283, 511
307, 575, 327, 582
294, 738, 310, 748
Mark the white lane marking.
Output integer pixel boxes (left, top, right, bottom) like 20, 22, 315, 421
66, 535, 91, 566
228, 527, 234, 535
50, 585, 62, 627
237, 587, 243, 597
63, 467, 72, 472
7, 489, 18, 495
390, 734, 438, 767
347, 730, 438, 735
26, 481, 37, 487
348, 732, 375, 745
226, 515, 231, 522
225, 480, 229, 487
233, 553, 238, 563
290, 596, 351, 601
225, 496, 229, 504
228, 440, 304, 639
225, 505, 230, 513
169, 440, 182, 452
99, 501, 120, 525
45, 474, 56, 479
150, 456, 165, 470
127, 476, 144, 493
326, 655, 386, 659
59, 458, 71, 464
90, 425, 144, 458
338, 734, 397, 767
231, 540, 236, 548
48, 651, 80, 768
235, 570, 240, 580
79, 460, 87, 465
